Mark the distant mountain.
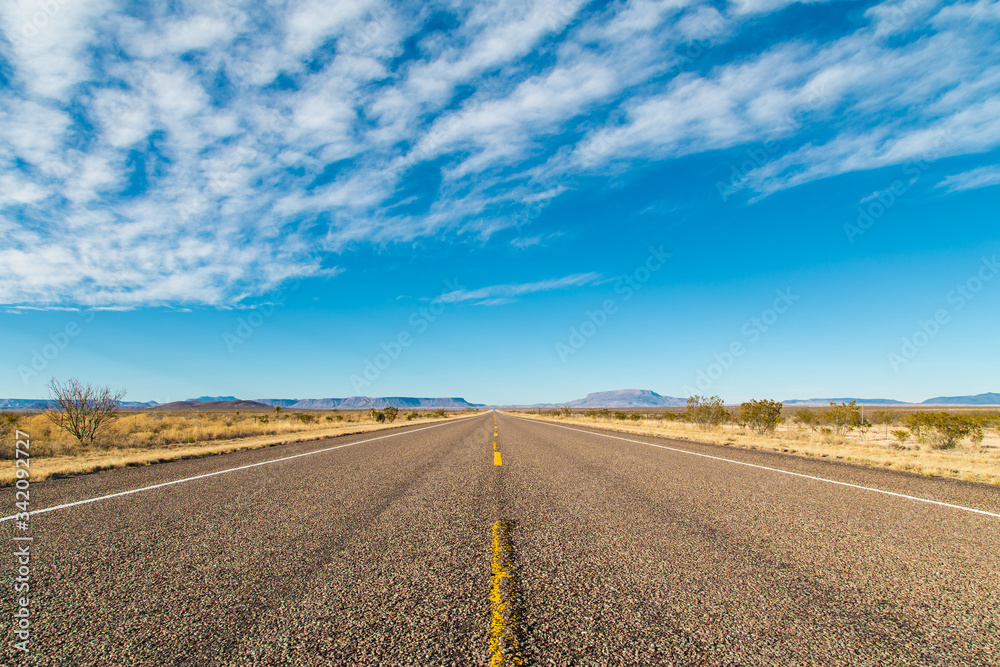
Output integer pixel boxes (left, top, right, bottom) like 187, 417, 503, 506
151, 400, 272, 411
250, 398, 300, 408
188, 396, 238, 402
0, 399, 159, 410
285, 397, 483, 410
783, 398, 911, 406
546, 389, 687, 408
921, 392, 1000, 405
152, 396, 484, 411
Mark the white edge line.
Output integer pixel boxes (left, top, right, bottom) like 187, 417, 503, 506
2, 415, 482, 522
510, 416, 1000, 519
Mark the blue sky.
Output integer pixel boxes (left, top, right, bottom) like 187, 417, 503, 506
1, 0, 998, 405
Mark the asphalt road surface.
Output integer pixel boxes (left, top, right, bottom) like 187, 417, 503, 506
3, 412, 998, 665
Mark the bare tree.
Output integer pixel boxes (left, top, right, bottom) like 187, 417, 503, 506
43, 378, 126, 445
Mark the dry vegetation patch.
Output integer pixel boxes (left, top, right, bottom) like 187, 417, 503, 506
515, 407, 1000, 486
0, 409, 477, 486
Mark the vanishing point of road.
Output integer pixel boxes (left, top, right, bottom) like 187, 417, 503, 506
3, 412, 998, 665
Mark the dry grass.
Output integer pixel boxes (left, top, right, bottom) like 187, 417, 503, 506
513, 412, 1000, 486
0, 410, 477, 486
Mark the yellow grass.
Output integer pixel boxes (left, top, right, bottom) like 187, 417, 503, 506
1, 410, 478, 486
512, 412, 1000, 486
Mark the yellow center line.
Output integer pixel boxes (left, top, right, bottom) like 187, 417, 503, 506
489, 520, 522, 666
494, 451, 502, 465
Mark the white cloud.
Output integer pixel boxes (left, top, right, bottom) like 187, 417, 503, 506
728, 0, 832, 16
437, 272, 601, 304
937, 165, 1000, 193
0, 0, 115, 99
0, 0, 997, 307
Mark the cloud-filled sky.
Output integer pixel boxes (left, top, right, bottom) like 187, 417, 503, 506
1, 0, 998, 404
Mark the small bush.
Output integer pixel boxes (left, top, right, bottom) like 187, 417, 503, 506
628, 413, 641, 421
405, 412, 418, 421
369, 408, 385, 423
686, 395, 727, 430
926, 413, 978, 450
613, 411, 627, 420
384, 406, 399, 423
740, 399, 783, 435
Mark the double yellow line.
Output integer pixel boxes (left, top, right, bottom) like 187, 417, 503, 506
493, 414, 501, 465
488, 413, 521, 665
489, 519, 521, 665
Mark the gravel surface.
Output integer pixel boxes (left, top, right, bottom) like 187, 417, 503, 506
2, 412, 997, 665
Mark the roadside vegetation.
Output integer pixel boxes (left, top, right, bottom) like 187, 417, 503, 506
0, 378, 468, 485
521, 398, 1000, 485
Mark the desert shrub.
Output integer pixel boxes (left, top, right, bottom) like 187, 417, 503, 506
432, 409, 447, 418
384, 406, 399, 423
891, 429, 910, 445
613, 411, 627, 420
873, 410, 896, 437
405, 412, 418, 421
795, 408, 820, 431
628, 413, 641, 421
828, 401, 861, 434
0, 413, 20, 459
597, 408, 611, 418
905, 412, 933, 440
740, 399, 783, 435
686, 395, 727, 430
926, 413, 979, 450
369, 408, 385, 423
584, 409, 597, 418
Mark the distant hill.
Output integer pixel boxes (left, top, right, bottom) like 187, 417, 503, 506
921, 392, 1000, 405
251, 398, 300, 408
151, 400, 272, 411
0, 399, 159, 410
188, 396, 238, 402
783, 398, 911, 406
285, 397, 483, 410
542, 389, 687, 408
153, 396, 484, 410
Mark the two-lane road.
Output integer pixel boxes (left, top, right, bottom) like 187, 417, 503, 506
3, 412, 998, 665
